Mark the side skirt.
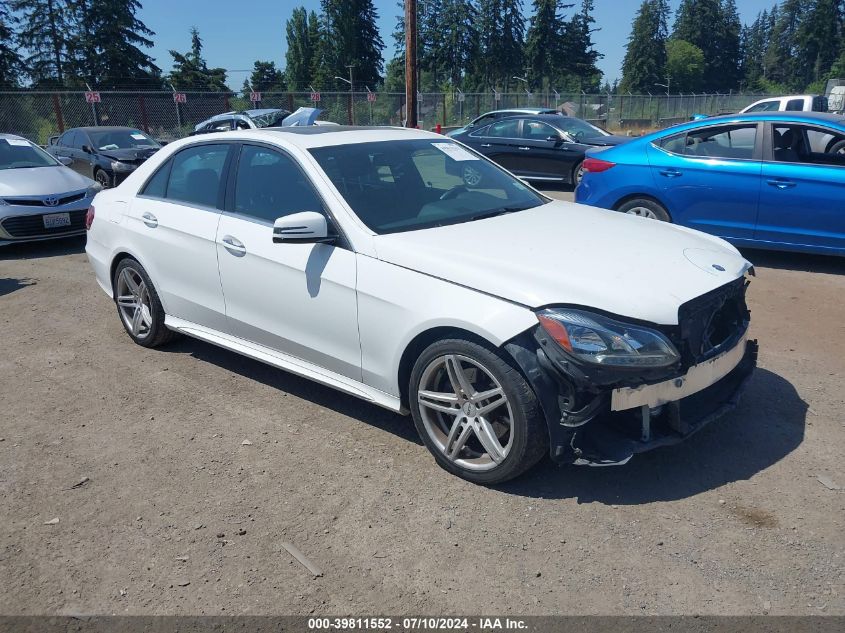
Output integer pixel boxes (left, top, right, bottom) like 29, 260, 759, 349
164, 315, 405, 414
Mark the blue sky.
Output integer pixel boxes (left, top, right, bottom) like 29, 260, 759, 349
139, 0, 776, 89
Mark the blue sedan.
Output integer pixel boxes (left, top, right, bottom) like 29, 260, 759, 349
575, 112, 845, 256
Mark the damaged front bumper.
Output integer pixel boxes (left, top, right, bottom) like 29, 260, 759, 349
505, 279, 758, 466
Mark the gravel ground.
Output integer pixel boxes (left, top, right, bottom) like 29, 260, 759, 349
1, 228, 843, 616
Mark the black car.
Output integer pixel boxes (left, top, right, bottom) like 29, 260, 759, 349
47, 126, 161, 188
452, 114, 629, 185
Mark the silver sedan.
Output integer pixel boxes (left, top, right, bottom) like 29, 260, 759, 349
0, 134, 100, 246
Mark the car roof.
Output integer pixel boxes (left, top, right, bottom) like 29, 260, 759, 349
0, 133, 26, 140
478, 108, 557, 116
498, 113, 580, 124
701, 111, 845, 125
66, 126, 144, 133
171, 126, 443, 150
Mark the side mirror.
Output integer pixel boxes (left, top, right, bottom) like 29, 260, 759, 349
546, 135, 564, 144
273, 211, 333, 244
82, 144, 93, 154
57, 156, 73, 166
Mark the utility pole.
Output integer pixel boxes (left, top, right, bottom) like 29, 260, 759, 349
405, 0, 418, 128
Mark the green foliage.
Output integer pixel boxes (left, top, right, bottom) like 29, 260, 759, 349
665, 39, 705, 92
249, 61, 285, 93
10, 0, 72, 86
620, 0, 669, 93
475, 0, 525, 90
0, 1, 22, 87
318, 0, 384, 90
69, 0, 161, 89
167, 27, 228, 91
285, 7, 320, 91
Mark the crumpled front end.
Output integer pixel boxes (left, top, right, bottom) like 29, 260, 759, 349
506, 276, 758, 466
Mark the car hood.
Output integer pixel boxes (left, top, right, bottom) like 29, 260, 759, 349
0, 165, 93, 197
99, 147, 159, 162
372, 201, 752, 325
582, 134, 629, 146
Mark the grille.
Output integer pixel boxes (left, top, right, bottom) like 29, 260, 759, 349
671, 277, 750, 367
1, 209, 87, 238
2, 192, 86, 207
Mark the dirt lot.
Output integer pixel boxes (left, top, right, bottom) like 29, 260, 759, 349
1, 233, 843, 617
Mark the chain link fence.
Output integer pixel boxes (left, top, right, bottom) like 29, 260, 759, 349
0, 90, 775, 145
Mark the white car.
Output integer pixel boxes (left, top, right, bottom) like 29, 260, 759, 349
741, 95, 828, 114
85, 127, 757, 484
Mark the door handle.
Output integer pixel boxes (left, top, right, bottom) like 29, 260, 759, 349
480, 143, 492, 148
517, 146, 531, 151
767, 179, 796, 189
141, 212, 158, 228
659, 169, 683, 178
220, 235, 246, 257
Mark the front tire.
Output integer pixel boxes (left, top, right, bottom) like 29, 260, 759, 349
409, 338, 547, 485
95, 168, 112, 189
616, 197, 671, 222
113, 258, 176, 348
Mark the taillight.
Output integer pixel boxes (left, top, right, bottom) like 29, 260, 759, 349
85, 205, 95, 230
582, 157, 616, 173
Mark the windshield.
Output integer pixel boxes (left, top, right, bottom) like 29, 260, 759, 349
88, 129, 159, 151
309, 139, 547, 234
0, 137, 59, 169
558, 118, 610, 140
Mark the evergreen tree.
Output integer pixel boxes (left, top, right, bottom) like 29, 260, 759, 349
249, 60, 285, 92
620, 0, 670, 93
715, 0, 742, 90
673, 0, 737, 90
561, 0, 603, 91
438, 0, 478, 86
762, 0, 804, 90
525, 1, 572, 89
319, 0, 384, 89
70, 0, 161, 89
285, 7, 320, 91
476, 0, 525, 90
740, 10, 769, 89
10, 0, 71, 86
665, 39, 705, 91
796, 0, 841, 88
0, 1, 22, 87
168, 28, 228, 91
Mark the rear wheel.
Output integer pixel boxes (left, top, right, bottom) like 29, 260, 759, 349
113, 258, 176, 348
409, 338, 547, 485
616, 197, 671, 222
572, 161, 584, 187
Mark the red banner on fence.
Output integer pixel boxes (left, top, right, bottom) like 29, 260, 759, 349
250, 92, 261, 102
310, 92, 321, 102
84, 92, 100, 104
367, 92, 376, 103
173, 93, 187, 104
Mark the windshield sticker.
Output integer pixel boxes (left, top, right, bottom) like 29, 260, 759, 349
5, 138, 30, 146
131, 133, 147, 140
432, 142, 479, 161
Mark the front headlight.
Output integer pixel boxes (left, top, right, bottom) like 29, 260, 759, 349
537, 308, 680, 368
110, 161, 135, 172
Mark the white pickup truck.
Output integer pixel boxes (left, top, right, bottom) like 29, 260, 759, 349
740, 94, 829, 113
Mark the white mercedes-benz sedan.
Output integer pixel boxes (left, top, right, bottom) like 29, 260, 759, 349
86, 126, 757, 484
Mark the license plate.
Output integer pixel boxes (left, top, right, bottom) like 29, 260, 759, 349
43, 212, 71, 229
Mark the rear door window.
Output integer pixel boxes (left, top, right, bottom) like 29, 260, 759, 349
681, 125, 758, 160
483, 119, 521, 139
785, 99, 805, 112
165, 144, 230, 209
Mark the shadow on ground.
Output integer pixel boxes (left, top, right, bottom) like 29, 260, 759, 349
0, 277, 36, 297
0, 236, 86, 260
743, 248, 845, 275
162, 334, 805, 503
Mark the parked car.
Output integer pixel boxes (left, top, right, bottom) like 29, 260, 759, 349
0, 134, 99, 245
575, 112, 845, 256
446, 108, 561, 137
452, 114, 628, 185
741, 94, 828, 113
191, 108, 291, 135
47, 126, 161, 188
86, 127, 756, 483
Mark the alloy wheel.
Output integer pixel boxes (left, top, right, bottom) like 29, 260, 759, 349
625, 206, 659, 220
116, 267, 153, 339
96, 170, 111, 189
417, 354, 514, 471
